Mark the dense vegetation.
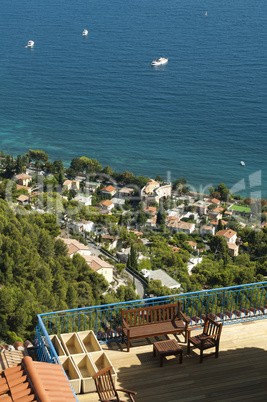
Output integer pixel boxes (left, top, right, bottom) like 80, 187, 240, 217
0, 200, 138, 343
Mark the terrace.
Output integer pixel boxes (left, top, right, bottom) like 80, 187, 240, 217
35, 282, 267, 401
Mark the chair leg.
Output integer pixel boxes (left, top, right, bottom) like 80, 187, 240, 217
187, 340, 191, 354
215, 344, 219, 358
200, 349, 203, 363
127, 338, 130, 352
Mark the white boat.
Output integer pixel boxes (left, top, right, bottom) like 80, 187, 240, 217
82, 29, 88, 36
27, 40, 34, 48
151, 57, 168, 66
240, 161, 245, 166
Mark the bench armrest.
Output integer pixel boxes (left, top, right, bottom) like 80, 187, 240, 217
122, 319, 130, 331
117, 388, 137, 395
179, 311, 191, 324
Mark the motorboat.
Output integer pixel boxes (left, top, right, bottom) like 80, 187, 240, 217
151, 57, 168, 66
82, 29, 88, 36
27, 40, 34, 48
240, 161, 245, 166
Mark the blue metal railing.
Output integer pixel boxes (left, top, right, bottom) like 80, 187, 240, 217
35, 281, 267, 364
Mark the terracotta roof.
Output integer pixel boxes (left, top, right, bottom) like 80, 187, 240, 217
99, 200, 113, 207
186, 241, 197, 248
83, 255, 113, 271
144, 206, 157, 214
212, 207, 224, 213
0, 356, 76, 401
63, 180, 72, 186
16, 185, 31, 193
15, 174, 31, 180
165, 216, 179, 222
216, 229, 237, 239
59, 238, 90, 256
17, 195, 29, 202
210, 219, 228, 226
208, 198, 220, 205
101, 185, 116, 193
201, 225, 214, 231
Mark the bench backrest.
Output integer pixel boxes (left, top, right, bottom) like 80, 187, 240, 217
122, 302, 181, 326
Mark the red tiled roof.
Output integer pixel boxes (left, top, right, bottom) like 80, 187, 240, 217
216, 229, 237, 239
99, 199, 113, 207
101, 185, 116, 193
0, 356, 76, 401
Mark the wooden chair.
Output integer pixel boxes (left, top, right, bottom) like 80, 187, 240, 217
93, 366, 137, 402
187, 316, 223, 363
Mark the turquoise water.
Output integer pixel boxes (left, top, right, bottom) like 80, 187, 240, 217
0, 0, 266, 196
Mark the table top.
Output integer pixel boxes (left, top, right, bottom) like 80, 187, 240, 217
153, 339, 182, 353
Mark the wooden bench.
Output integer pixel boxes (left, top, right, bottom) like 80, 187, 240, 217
122, 302, 190, 352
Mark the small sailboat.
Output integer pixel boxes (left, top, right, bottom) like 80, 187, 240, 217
82, 29, 88, 36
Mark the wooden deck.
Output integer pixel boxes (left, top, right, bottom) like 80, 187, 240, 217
78, 319, 267, 401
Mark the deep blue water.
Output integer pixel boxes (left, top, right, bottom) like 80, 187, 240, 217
0, 0, 266, 197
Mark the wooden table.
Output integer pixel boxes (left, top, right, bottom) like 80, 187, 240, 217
153, 339, 183, 367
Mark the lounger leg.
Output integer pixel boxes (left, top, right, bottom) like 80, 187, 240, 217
200, 349, 203, 364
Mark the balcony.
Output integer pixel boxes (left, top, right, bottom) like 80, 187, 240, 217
76, 319, 267, 401
35, 282, 267, 401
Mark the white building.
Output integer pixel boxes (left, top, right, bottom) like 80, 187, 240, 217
73, 194, 92, 206
141, 269, 181, 290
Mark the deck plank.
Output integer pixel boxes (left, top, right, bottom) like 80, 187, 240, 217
77, 320, 267, 401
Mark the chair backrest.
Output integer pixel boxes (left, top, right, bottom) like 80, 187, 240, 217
93, 366, 118, 401
203, 316, 222, 340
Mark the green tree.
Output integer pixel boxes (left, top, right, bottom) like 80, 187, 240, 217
215, 183, 229, 202
15, 155, 24, 174
102, 166, 113, 176
128, 244, 138, 270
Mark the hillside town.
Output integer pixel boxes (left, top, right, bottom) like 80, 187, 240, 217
2, 150, 267, 298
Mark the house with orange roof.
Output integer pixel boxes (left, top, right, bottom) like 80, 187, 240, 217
186, 241, 197, 249
208, 209, 223, 221
63, 179, 80, 191
210, 219, 228, 229
17, 194, 31, 206
99, 199, 114, 211
16, 184, 32, 194
168, 245, 180, 253
144, 206, 157, 216
167, 221, 195, 234
60, 238, 92, 258
14, 173, 32, 187
208, 198, 221, 205
216, 229, 237, 244
83, 255, 113, 283
100, 185, 117, 197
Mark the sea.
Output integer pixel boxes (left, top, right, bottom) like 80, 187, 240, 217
0, 0, 266, 197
